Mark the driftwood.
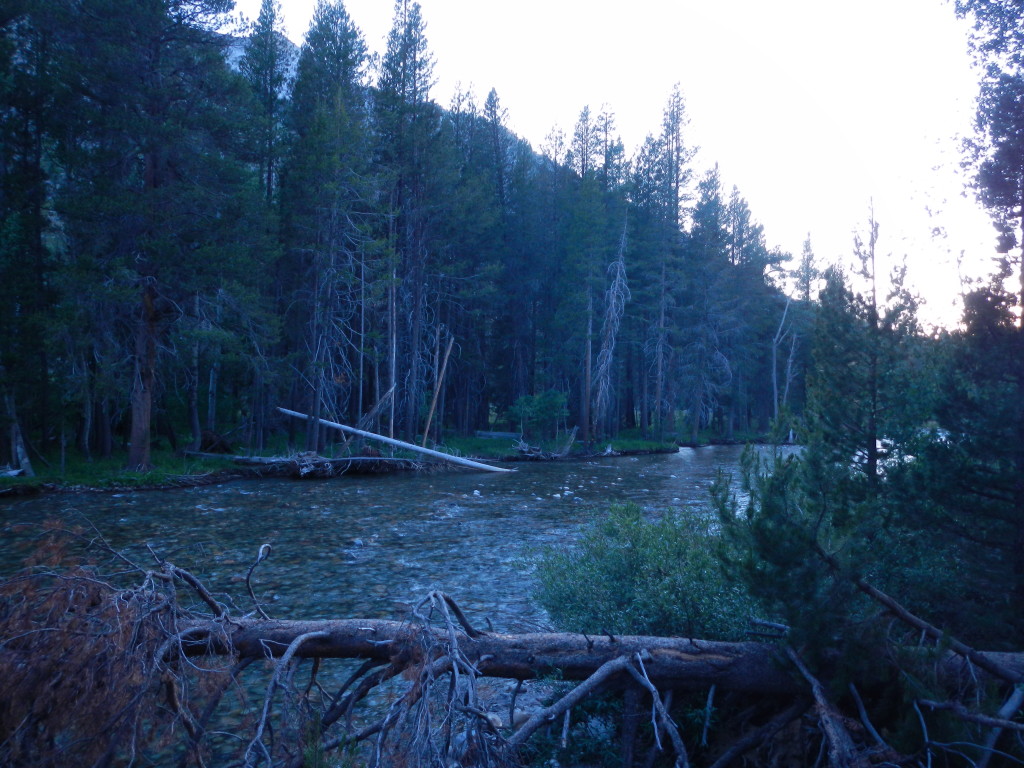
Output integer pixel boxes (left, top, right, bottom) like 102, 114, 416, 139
277, 407, 513, 473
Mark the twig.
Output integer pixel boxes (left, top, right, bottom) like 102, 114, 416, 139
706, 699, 810, 768
786, 647, 868, 768
749, 617, 790, 633
626, 652, 690, 768
508, 655, 632, 746
183, 657, 255, 767
163, 674, 208, 768
702, 685, 716, 747
438, 591, 487, 639
510, 679, 523, 730
977, 685, 1024, 768
330, 663, 401, 730
150, 555, 227, 619
245, 543, 272, 620
849, 682, 891, 752
815, 544, 1023, 685
244, 630, 328, 766
919, 698, 1024, 732
321, 659, 380, 727
914, 699, 933, 768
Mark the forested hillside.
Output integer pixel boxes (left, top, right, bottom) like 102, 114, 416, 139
5, 2, 1024, 764
0, 0, 806, 471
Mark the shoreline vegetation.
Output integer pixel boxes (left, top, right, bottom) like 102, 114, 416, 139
0, 431, 720, 498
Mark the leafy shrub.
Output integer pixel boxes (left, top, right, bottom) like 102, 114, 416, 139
535, 504, 755, 640
507, 390, 568, 438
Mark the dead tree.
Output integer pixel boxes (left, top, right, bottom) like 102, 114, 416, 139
593, 227, 631, 441
2, 541, 1023, 768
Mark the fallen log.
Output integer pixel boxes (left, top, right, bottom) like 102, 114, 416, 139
181, 617, 1024, 695
7, 560, 1024, 768
183, 450, 425, 477
277, 407, 514, 473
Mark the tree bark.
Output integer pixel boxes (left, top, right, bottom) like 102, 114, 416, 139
421, 332, 453, 447
181, 617, 1024, 694
4, 388, 34, 477
186, 618, 796, 693
127, 284, 158, 471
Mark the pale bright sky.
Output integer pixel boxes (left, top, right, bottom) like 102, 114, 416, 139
235, 0, 999, 327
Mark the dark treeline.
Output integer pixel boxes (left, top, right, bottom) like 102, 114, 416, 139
0, 0, 806, 470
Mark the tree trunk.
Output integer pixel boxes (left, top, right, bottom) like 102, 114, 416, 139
388, 268, 397, 439
188, 618, 798, 694
421, 333, 453, 447
183, 617, 1024, 694
78, 356, 93, 460
4, 389, 34, 477
771, 298, 790, 422
98, 398, 112, 458
582, 291, 593, 445
655, 261, 667, 440
127, 285, 158, 471
188, 325, 201, 452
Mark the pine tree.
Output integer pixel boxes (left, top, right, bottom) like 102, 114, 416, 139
280, 0, 371, 450
55, 0, 264, 469
624, 86, 696, 438
806, 220, 925, 496
240, 0, 294, 204
943, 0, 1024, 636
375, 0, 441, 440
0, 1, 61, 452
680, 166, 733, 443
794, 235, 818, 303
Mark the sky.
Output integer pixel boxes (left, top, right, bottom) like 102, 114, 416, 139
234, 0, 999, 328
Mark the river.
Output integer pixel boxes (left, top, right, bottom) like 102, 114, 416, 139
0, 445, 755, 632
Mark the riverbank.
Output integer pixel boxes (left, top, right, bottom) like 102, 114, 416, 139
0, 435, 688, 498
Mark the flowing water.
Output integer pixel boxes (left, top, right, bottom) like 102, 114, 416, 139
0, 446, 758, 631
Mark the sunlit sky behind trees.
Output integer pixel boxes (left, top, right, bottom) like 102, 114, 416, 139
234, 0, 999, 327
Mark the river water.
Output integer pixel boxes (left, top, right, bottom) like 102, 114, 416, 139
0, 446, 753, 632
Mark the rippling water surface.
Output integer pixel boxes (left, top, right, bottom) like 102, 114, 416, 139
1, 446, 759, 631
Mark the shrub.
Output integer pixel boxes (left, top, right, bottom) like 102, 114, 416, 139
507, 390, 568, 438
535, 504, 755, 640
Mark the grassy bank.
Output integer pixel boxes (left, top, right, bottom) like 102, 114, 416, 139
0, 448, 241, 496
1, 432, 685, 497
440, 432, 680, 459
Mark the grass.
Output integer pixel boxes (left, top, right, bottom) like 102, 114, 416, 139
438, 435, 521, 459
607, 437, 679, 453
0, 447, 240, 493
441, 432, 679, 459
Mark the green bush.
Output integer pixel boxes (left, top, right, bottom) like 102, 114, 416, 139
535, 504, 755, 640
507, 390, 568, 438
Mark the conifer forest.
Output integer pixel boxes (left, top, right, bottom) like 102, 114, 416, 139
3, 0, 1024, 766
1, 0, 808, 469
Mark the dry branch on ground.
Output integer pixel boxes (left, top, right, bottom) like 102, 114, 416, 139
2, 545, 1024, 768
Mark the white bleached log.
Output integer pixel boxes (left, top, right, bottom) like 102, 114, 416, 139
276, 407, 513, 473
